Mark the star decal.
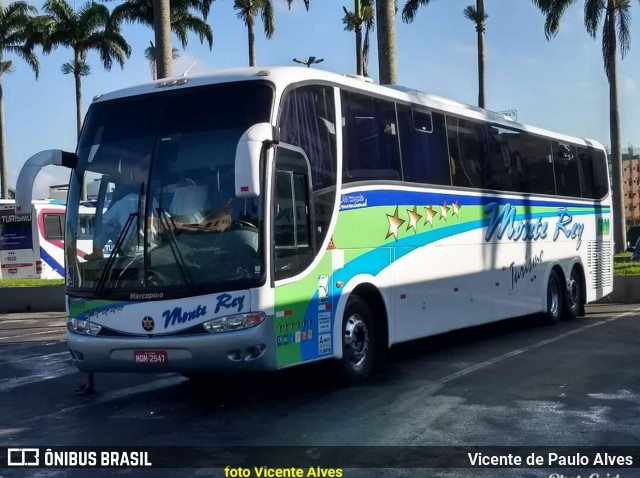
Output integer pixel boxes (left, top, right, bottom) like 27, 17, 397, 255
386, 206, 405, 240
424, 205, 437, 227
452, 200, 462, 217
439, 200, 450, 220
406, 206, 422, 233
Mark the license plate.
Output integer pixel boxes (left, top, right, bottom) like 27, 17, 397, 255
134, 350, 168, 364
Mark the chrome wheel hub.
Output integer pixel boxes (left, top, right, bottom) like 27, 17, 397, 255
344, 314, 369, 367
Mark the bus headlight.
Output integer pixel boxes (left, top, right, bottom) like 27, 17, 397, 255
68, 318, 102, 336
202, 312, 265, 333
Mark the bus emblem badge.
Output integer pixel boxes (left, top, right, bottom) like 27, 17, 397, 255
142, 316, 155, 332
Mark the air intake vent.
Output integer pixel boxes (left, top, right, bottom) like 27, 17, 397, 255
587, 241, 612, 289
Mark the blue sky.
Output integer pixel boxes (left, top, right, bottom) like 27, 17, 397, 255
5, 0, 640, 196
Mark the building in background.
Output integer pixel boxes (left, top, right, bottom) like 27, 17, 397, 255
623, 145, 640, 225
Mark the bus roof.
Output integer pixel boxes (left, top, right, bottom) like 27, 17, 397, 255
92, 66, 606, 152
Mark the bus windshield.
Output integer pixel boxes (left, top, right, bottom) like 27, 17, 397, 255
65, 81, 273, 296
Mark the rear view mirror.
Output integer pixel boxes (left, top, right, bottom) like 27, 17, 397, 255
15, 149, 77, 214
235, 123, 277, 198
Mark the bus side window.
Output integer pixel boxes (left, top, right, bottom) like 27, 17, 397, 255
578, 147, 609, 199
521, 134, 556, 195
279, 85, 337, 252
273, 147, 314, 281
447, 116, 488, 189
554, 142, 581, 197
44, 213, 65, 240
341, 90, 402, 182
398, 105, 450, 186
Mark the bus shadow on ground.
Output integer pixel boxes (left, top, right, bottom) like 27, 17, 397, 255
169, 313, 550, 402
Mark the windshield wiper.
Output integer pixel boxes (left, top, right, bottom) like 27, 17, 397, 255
96, 212, 137, 295
157, 207, 194, 288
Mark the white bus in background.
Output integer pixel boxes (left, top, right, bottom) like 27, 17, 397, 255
0, 199, 94, 279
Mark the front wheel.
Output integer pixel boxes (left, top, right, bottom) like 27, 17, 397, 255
541, 270, 563, 325
339, 295, 376, 384
562, 267, 584, 321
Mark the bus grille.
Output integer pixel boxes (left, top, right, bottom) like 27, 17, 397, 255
586, 241, 612, 289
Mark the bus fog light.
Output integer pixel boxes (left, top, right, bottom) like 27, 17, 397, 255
202, 312, 265, 333
68, 318, 102, 336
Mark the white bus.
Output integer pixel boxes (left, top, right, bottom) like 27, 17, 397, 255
16, 67, 612, 382
0, 200, 95, 279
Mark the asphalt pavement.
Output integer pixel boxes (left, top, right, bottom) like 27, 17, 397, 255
1, 304, 639, 478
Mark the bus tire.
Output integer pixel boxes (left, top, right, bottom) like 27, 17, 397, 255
339, 295, 376, 384
542, 269, 563, 325
562, 267, 584, 321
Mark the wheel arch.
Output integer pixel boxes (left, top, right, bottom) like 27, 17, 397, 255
333, 275, 391, 360
567, 259, 587, 316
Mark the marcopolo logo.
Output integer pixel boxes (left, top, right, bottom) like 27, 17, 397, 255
8, 448, 40, 466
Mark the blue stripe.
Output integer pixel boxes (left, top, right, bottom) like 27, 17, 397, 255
341, 189, 611, 212
39, 246, 64, 278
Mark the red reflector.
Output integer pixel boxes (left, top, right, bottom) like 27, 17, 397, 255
240, 186, 249, 192
284, 310, 293, 316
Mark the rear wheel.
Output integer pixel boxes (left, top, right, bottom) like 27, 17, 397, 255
541, 270, 563, 325
339, 295, 376, 384
563, 267, 584, 320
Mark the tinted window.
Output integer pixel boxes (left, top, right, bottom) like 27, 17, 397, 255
398, 105, 450, 185
509, 133, 555, 195
578, 147, 609, 199
274, 170, 295, 247
341, 90, 401, 182
69, 82, 272, 294
44, 214, 64, 240
554, 142, 581, 197
486, 125, 526, 192
279, 85, 337, 249
280, 86, 337, 190
446, 116, 488, 188
273, 147, 314, 280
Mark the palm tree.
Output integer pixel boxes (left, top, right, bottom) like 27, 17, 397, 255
342, 0, 375, 76
533, 0, 629, 252
145, 40, 179, 80
153, 0, 172, 78
40, 0, 131, 137
0, 2, 39, 199
403, 0, 488, 107
231, 0, 310, 68
376, 0, 397, 84
234, 0, 275, 67
109, 0, 214, 78
463, 1, 487, 108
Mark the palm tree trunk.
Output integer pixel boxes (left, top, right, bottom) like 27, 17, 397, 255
74, 62, 88, 201
606, 5, 626, 252
363, 22, 371, 77
248, 13, 256, 66
375, 0, 397, 84
356, 24, 363, 76
0, 74, 7, 199
355, 0, 363, 76
153, 0, 173, 78
477, 0, 486, 108
73, 67, 82, 139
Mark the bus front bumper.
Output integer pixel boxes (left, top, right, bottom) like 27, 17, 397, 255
67, 323, 277, 373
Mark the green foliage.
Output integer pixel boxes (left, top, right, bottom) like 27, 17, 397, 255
40, 0, 131, 72
0, 1, 40, 79
614, 260, 640, 276
0, 278, 65, 287
109, 0, 213, 49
